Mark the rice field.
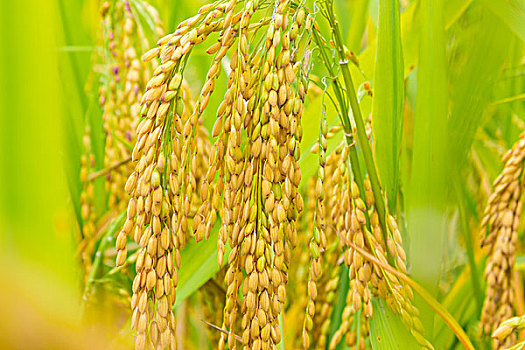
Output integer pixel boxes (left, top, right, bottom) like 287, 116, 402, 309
1, 0, 524, 349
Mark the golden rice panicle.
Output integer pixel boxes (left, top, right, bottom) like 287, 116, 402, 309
190, 1, 246, 265
315, 259, 341, 349
129, 167, 179, 350
99, 1, 163, 214
179, 5, 244, 252
236, 3, 279, 349
302, 115, 328, 349
234, 5, 270, 350
492, 314, 525, 347
342, 175, 430, 348
289, 176, 317, 349
266, 1, 310, 346
348, 180, 373, 318
220, 55, 244, 350
480, 132, 525, 348
120, 3, 240, 346
329, 281, 369, 350
191, 3, 246, 259
364, 176, 408, 274
308, 145, 347, 348
122, 0, 231, 266
360, 224, 430, 348
325, 171, 357, 345
329, 286, 356, 350
367, 236, 431, 349
238, 1, 302, 347
192, 1, 241, 244
79, 125, 97, 274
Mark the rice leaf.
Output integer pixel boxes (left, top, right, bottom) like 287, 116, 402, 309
448, 5, 513, 176
346, 0, 370, 53
372, 0, 404, 213
358, 0, 472, 79
479, 0, 525, 42
174, 221, 230, 307
406, 0, 448, 330
369, 298, 420, 350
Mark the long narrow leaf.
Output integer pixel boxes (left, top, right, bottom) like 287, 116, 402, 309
175, 222, 230, 307
369, 298, 420, 350
406, 0, 448, 331
479, 0, 525, 42
372, 0, 404, 213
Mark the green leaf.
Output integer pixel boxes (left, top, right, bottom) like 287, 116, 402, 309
433, 258, 487, 349
479, 0, 525, 42
174, 222, 230, 307
371, 0, 404, 213
0, 0, 81, 323
369, 298, 420, 350
349, 242, 475, 349
328, 265, 348, 347
346, 0, 370, 53
358, 0, 472, 79
406, 0, 448, 330
82, 212, 126, 313
448, 5, 513, 176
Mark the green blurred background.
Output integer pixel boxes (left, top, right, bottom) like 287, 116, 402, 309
0, 0, 524, 348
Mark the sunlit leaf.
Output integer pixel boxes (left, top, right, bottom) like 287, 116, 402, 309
369, 298, 420, 350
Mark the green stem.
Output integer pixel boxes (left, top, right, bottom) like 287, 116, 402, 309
311, 29, 366, 207
327, 5, 389, 251
455, 181, 484, 313
312, 13, 390, 258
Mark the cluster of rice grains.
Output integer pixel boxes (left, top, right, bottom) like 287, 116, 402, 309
99, 0, 163, 213
78, 0, 162, 276
115, 0, 312, 349
109, 0, 434, 349
480, 132, 525, 349
79, 125, 97, 272
299, 133, 432, 349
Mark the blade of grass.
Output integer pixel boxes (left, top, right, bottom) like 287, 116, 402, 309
494, 93, 525, 105
372, 0, 404, 213
433, 257, 487, 349
324, 3, 391, 257
499, 37, 524, 147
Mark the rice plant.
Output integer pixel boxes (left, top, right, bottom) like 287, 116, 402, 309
1, 0, 525, 349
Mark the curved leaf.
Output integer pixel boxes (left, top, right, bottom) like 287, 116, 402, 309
175, 222, 230, 307
369, 298, 420, 350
